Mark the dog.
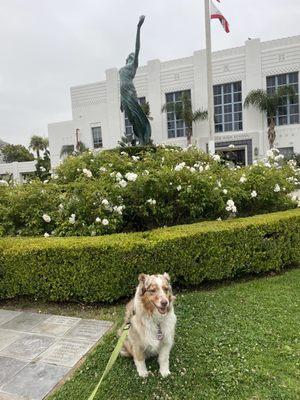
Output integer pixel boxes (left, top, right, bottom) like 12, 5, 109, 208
121, 272, 176, 378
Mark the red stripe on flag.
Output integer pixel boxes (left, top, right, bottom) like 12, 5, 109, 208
211, 13, 230, 33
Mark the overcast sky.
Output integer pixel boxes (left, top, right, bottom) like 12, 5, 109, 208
0, 0, 299, 146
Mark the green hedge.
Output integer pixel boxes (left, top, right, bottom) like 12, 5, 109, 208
0, 209, 299, 303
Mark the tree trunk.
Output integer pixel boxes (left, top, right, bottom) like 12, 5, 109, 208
187, 127, 192, 147
36, 149, 40, 158
268, 117, 276, 149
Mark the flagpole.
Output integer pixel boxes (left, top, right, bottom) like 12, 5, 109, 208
204, 0, 215, 154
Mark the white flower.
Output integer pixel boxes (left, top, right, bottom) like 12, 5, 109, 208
205, 165, 210, 171
225, 199, 237, 213
43, 180, 49, 184
212, 154, 221, 162
132, 156, 140, 162
199, 166, 204, 173
77, 168, 81, 172
69, 214, 76, 224
143, 170, 150, 176
119, 179, 127, 188
42, 214, 51, 223
95, 217, 101, 223
101, 199, 109, 206
223, 189, 228, 194
177, 185, 182, 191
110, 172, 116, 177
239, 175, 247, 183
174, 162, 186, 172
115, 172, 123, 181
44, 232, 50, 238
120, 151, 128, 156
102, 218, 109, 226
274, 184, 281, 192
190, 167, 196, 173
58, 203, 64, 210
147, 199, 156, 205
83, 168, 92, 178
0, 180, 8, 186
125, 172, 138, 182
275, 154, 284, 162
40, 166, 46, 172
217, 217, 222, 221
113, 205, 125, 215
251, 190, 257, 198
288, 160, 297, 167
99, 167, 107, 173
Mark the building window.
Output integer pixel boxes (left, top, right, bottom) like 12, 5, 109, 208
125, 97, 146, 136
165, 90, 191, 138
214, 81, 243, 133
91, 126, 103, 149
266, 72, 299, 125
278, 147, 294, 159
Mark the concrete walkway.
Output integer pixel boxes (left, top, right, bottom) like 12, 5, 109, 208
0, 310, 112, 400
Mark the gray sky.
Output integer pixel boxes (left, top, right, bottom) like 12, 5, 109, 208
0, 0, 299, 146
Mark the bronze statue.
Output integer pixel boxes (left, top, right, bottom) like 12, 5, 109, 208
119, 15, 151, 145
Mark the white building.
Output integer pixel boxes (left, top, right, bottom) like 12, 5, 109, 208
48, 35, 300, 166
0, 161, 36, 183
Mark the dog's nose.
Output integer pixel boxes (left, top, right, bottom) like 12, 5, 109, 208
160, 299, 168, 307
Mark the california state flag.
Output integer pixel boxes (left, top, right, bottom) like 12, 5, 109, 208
210, 0, 230, 33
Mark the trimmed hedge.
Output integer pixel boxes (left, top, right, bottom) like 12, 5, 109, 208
0, 209, 299, 303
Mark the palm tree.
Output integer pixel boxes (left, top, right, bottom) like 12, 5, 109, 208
244, 86, 296, 149
29, 135, 47, 158
162, 93, 208, 146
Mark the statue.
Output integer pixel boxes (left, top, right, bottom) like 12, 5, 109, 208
119, 15, 151, 145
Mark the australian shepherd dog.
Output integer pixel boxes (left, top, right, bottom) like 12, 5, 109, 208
121, 273, 176, 378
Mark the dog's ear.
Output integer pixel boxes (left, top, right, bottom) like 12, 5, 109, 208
163, 272, 170, 282
138, 273, 147, 295
138, 273, 147, 283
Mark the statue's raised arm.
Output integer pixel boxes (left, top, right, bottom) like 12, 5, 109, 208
119, 15, 151, 145
134, 15, 145, 67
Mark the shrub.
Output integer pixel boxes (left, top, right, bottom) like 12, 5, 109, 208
0, 146, 299, 237
0, 209, 299, 303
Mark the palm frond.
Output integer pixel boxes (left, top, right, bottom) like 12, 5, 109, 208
192, 109, 208, 122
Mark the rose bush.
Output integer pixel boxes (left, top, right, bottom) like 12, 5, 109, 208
0, 146, 299, 237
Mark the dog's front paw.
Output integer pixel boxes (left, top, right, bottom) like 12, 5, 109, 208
138, 370, 149, 378
160, 369, 171, 378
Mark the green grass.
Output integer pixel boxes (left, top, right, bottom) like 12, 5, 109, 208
3, 269, 300, 400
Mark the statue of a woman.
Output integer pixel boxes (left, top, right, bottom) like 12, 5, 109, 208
119, 16, 151, 145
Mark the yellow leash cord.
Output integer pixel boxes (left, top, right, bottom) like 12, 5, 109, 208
88, 323, 130, 400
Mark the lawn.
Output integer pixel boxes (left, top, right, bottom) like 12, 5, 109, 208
3, 268, 300, 400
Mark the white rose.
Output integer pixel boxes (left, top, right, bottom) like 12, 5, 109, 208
251, 190, 257, 198
125, 172, 138, 182
102, 219, 109, 226
42, 214, 51, 223
119, 179, 127, 188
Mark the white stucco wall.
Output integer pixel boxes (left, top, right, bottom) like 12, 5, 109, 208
48, 35, 300, 167
0, 161, 36, 183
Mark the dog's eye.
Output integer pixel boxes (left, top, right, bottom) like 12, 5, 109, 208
148, 288, 156, 294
